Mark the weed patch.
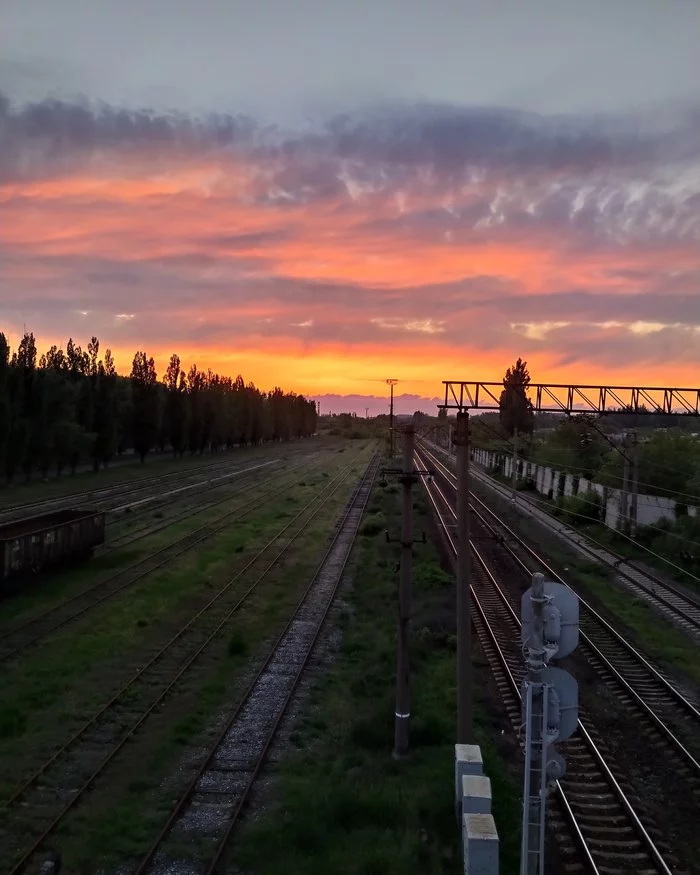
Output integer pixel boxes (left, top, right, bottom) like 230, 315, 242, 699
361, 514, 386, 537
227, 630, 249, 656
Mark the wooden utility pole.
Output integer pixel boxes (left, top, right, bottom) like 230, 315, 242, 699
394, 425, 415, 757
454, 411, 473, 742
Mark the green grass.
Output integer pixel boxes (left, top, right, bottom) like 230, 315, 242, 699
233, 477, 521, 875
0, 444, 361, 632
0, 435, 354, 508
0, 451, 372, 803
46, 450, 375, 871
0, 450, 337, 630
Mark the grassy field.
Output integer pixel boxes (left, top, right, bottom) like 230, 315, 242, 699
0, 447, 334, 631
0, 441, 374, 872
0, 437, 331, 509
233, 475, 521, 875
470, 475, 700, 690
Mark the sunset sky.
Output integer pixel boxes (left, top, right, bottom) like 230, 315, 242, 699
1, 1, 699, 415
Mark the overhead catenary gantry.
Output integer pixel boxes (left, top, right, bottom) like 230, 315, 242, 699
441, 381, 700, 416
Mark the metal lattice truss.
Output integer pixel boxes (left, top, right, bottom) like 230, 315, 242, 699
440, 382, 700, 416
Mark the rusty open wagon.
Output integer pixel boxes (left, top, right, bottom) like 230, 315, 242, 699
0, 509, 105, 594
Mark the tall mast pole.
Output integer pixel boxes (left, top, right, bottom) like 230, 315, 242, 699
386, 379, 398, 456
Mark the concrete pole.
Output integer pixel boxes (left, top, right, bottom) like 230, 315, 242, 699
394, 426, 414, 757
620, 448, 630, 534
454, 411, 473, 743
630, 433, 639, 538
511, 427, 519, 503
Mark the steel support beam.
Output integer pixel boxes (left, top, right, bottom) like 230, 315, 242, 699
440, 382, 700, 416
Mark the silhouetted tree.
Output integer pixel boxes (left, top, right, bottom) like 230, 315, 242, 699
499, 357, 534, 437
163, 353, 189, 457
130, 351, 160, 463
0, 330, 318, 485
0, 333, 10, 479
93, 344, 118, 469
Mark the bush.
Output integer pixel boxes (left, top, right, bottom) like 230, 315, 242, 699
553, 489, 603, 525
647, 513, 700, 568
0, 706, 27, 740
227, 631, 249, 656
361, 515, 386, 537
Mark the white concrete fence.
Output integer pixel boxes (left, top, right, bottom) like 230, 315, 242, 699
473, 448, 696, 530
455, 744, 499, 874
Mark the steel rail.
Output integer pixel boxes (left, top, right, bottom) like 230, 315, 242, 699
131, 454, 379, 875
422, 470, 673, 875
3, 455, 371, 875
0, 455, 327, 661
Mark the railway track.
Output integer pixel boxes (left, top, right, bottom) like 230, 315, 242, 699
99, 458, 283, 551
418, 443, 696, 874
0, 452, 261, 524
129, 453, 379, 875
100, 457, 296, 555
100, 444, 335, 554
0, 444, 319, 535
422, 443, 700, 712
0, 453, 332, 662
1, 453, 374, 875
428, 440, 700, 639
469, 460, 700, 638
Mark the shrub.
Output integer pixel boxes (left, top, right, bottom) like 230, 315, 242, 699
361, 514, 386, 537
227, 631, 249, 656
553, 489, 603, 525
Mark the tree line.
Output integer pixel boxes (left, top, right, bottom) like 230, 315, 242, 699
0, 331, 318, 484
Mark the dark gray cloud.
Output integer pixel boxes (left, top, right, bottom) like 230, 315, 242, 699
0, 92, 255, 182
2, 90, 699, 184
4, 89, 698, 252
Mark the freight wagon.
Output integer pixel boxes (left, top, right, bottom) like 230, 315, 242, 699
0, 509, 105, 594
